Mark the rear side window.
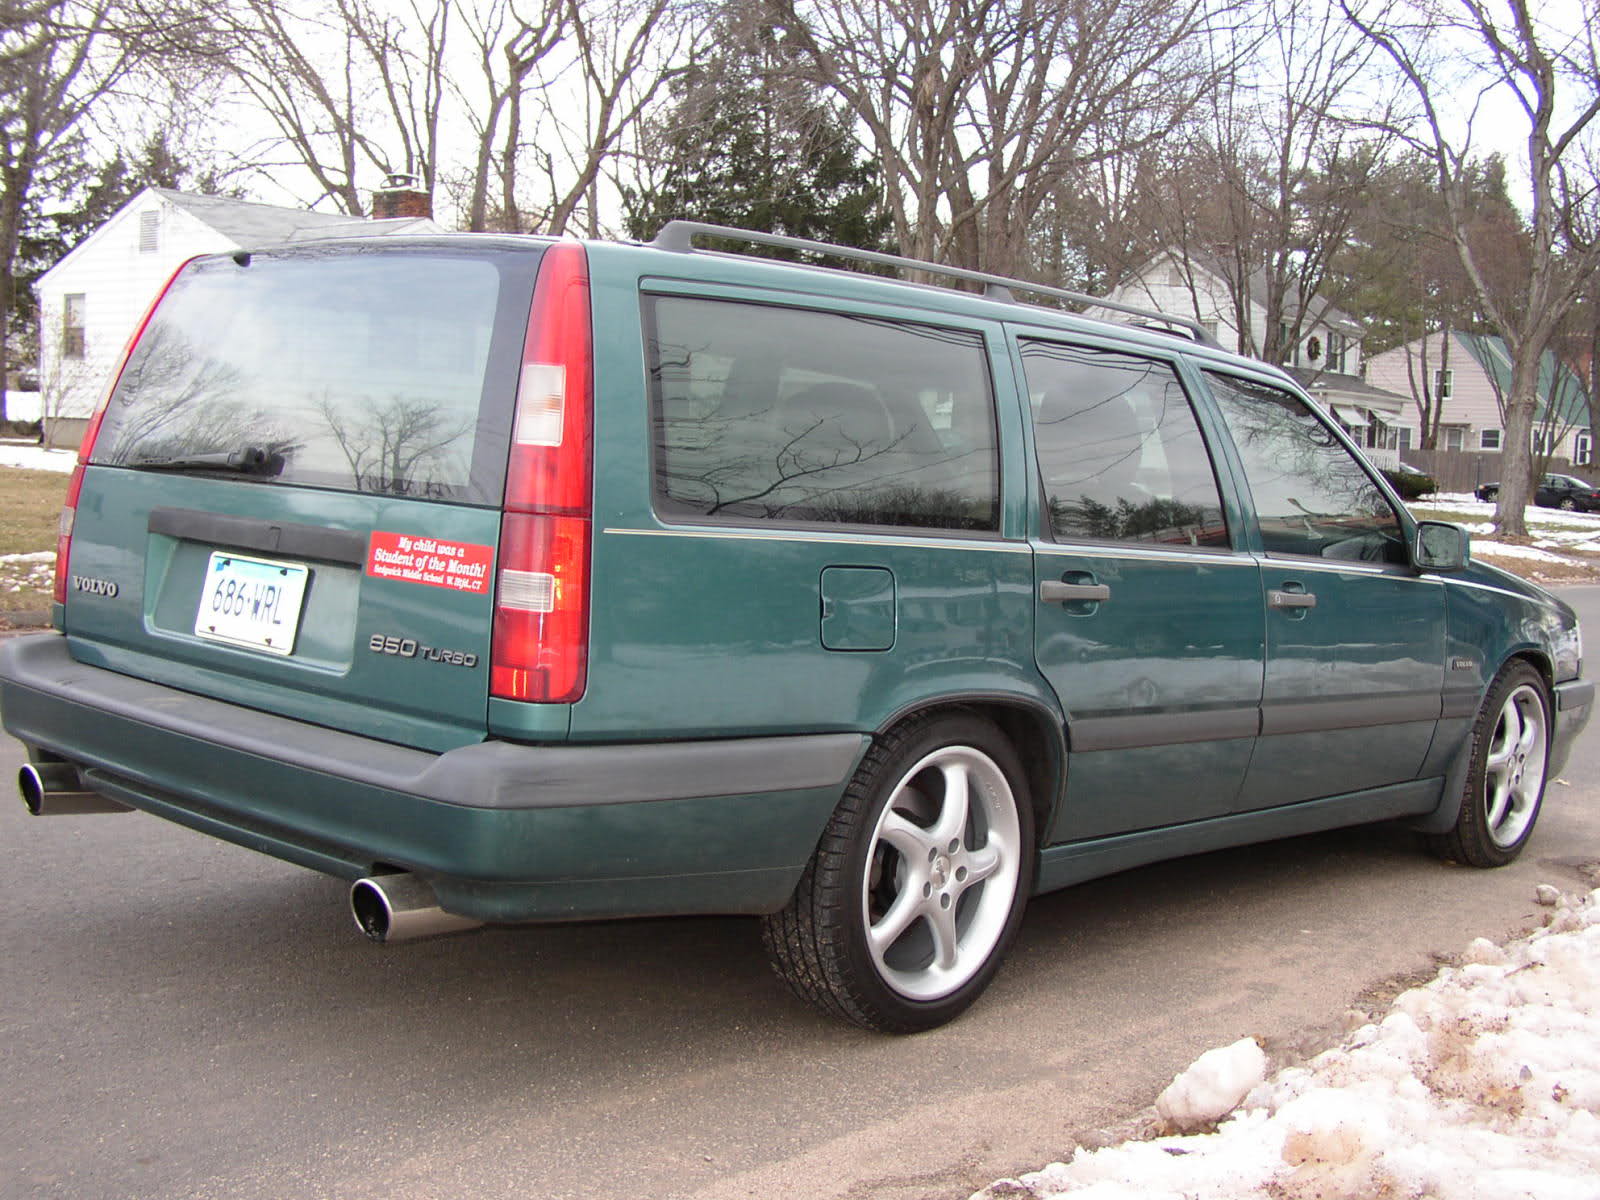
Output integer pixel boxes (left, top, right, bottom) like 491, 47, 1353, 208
92, 246, 539, 504
1019, 340, 1229, 548
646, 295, 999, 532
1204, 371, 1408, 564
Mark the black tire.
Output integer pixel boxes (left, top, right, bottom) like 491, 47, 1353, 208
761, 713, 1035, 1033
1427, 661, 1551, 868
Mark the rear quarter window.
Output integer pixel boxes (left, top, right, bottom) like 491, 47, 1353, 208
645, 295, 1000, 533
93, 245, 539, 504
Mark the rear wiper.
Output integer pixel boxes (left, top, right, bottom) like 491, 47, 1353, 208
128, 445, 286, 475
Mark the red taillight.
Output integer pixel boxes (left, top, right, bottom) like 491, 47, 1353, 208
490, 513, 590, 702
54, 258, 196, 610
492, 243, 593, 703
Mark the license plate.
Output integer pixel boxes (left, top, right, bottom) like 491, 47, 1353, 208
194, 552, 309, 656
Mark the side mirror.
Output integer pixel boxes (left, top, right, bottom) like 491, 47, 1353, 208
1414, 520, 1469, 572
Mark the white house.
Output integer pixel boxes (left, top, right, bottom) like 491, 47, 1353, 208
36, 186, 440, 447
1366, 332, 1593, 467
1096, 250, 1409, 467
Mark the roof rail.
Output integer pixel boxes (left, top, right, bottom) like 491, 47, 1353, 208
649, 220, 1221, 349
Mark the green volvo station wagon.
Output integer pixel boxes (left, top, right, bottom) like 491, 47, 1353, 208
1, 224, 1591, 1032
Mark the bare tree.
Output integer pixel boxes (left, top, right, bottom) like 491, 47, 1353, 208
222, 0, 452, 213
762, 0, 1249, 278
456, 0, 566, 231
0, 0, 146, 418
533, 0, 695, 236
1345, 0, 1600, 536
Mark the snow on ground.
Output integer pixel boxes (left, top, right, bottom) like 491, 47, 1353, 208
0, 442, 76, 473
974, 888, 1600, 1200
3, 390, 42, 422
1471, 541, 1573, 563
0, 553, 53, 599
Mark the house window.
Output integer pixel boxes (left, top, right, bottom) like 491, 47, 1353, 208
139, 210, 159, 253
1578, 432, 1593, 466
1480, 429, 1501, 451
62, 294, 85, 359
1444, 427, 1465, 452
1166, 265, 1184, 287
1533, 430, 1552, 455
1434, 368, 1453, 398
1327, 332, 1347, 373
1201, 318, 1219, 341
1398, 427, 1413, 451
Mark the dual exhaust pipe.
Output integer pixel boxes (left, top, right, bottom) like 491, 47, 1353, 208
17, 760, 478, 945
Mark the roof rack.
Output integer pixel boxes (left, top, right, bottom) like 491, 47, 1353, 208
649, 220, 1221, 350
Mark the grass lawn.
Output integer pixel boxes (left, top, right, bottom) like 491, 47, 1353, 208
1, 466, 68, 612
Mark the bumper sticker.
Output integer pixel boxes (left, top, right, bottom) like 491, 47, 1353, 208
367, 532, 494, 594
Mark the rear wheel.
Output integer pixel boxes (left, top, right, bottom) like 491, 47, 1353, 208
1428, 662, 1551, 867
762, 713, 1034, 1032
1559, 496, 1577, 511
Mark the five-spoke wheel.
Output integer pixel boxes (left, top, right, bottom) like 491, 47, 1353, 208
1430, 661, 1551, 867
763, 713, 1034, 1032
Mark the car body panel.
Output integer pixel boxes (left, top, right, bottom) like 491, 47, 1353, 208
0, 233, 1589, 932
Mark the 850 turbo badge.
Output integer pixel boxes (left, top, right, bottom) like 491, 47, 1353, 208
368, 634, 480, 669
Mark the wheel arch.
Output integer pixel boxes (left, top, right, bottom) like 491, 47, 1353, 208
1412, 650, 1553, 835
874, 693, 1066, 850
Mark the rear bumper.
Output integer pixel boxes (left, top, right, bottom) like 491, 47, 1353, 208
0, 634, 865, 921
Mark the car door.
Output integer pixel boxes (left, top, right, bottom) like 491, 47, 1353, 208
1017, 335, 1264, 842
1200, 370, 1446, 811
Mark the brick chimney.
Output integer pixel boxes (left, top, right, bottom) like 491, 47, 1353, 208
372, 172, 431, 220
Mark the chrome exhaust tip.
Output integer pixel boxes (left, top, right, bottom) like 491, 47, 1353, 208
350, 873, 483, 943
18, 762, 132, 815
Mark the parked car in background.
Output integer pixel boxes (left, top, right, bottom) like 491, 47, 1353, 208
1, 223, 1592, 1033
1476, 473, 1600, 511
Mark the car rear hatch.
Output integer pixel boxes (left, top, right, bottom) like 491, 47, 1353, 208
59, 240, 552, 753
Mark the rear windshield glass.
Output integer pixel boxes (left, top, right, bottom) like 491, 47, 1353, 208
92, 244, 539, 504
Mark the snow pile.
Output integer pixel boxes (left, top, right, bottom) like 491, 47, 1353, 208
0, 443, 75, 473
1154, 1038, 1268, 1132
974, 888, 1600, 1200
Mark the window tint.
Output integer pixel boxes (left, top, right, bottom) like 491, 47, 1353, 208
1019, 341, 1228, 548
1205, 372, 1407, 564
647, 296, 998, 531
93, 247, 537, 503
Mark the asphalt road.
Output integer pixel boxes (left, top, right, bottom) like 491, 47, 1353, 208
4, 586, 1600, 1200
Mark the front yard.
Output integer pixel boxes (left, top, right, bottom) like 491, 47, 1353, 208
1410, 493, 1600, 585
0, 462, 68, 620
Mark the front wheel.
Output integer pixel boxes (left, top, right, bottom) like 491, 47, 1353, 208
1428, 662, 1551, 867
762, 713, 1035, 1032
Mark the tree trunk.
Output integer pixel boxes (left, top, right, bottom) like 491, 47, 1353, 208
1493, 349, 1543, 538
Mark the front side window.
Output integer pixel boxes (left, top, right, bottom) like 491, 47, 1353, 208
1206, 371, 1407, 564
1022, 341, 1228, 548
647, 296, 998, 532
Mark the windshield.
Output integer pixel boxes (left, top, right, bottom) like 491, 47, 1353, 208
93, 243, 540, 504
